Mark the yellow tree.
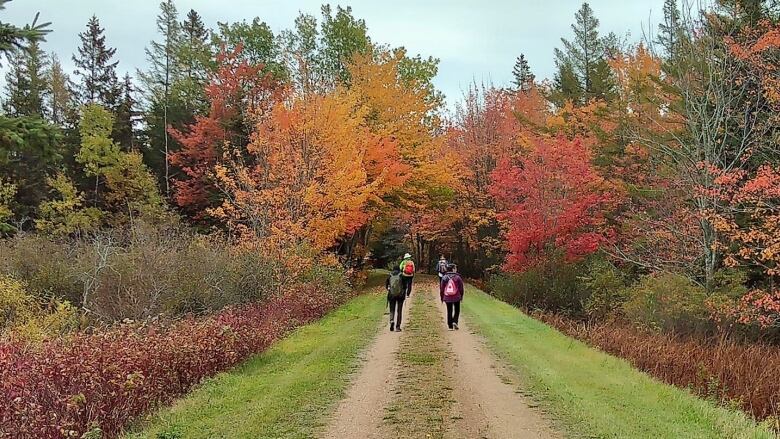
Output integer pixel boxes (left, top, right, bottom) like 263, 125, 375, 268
347, 50, 456, 267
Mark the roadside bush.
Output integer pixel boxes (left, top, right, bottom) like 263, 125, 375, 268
622, 272, 709, 335
0, 282, 351, 439
581, 258, 628, 321
0, 275, 80, 343
0, 223, 345, 323
488, 254, 588, 316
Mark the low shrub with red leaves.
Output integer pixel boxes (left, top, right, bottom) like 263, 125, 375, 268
537, 313, 780, 422
0, 285, 350, 439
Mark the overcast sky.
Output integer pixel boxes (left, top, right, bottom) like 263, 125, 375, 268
4, 0, 665, 109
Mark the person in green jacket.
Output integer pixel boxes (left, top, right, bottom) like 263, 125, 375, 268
399, 253, 415, 297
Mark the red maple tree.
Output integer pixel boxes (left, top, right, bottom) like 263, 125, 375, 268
490, 135, 614, 272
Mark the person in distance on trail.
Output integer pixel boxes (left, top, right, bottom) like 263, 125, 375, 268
386, 268, 405, 332
436, 255, 449, 285
399, 252, 416, 298
440, 263, 464, 330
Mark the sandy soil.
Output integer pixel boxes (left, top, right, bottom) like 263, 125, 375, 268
438, 287, 561, 439
321, 294, 412, 439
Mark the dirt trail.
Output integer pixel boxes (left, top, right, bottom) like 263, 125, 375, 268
439, 283, 561, 439
321, 292, 414, 439
323, 278, 560, 439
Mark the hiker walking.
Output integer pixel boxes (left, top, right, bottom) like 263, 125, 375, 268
399, 253, 415, 297
436, 255, 448, 285
386, 268, 405, 331
440, 263, 464, 330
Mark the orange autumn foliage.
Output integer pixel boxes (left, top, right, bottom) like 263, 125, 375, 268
210, 88, 406, 250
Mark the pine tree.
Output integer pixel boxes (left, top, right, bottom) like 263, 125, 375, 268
113, 74, 138, 151
3, 41, 48, 117
72, 15, 119, 107
511, 54, 535, 92
139, 0, 181, 198
657, 0, 682, 58
555, 2, 614, 102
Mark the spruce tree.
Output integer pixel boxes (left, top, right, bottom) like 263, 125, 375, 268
511, 54, 535, 92
0, 0, 50, 64
4, 40, 48, 117
139, 0, 181, 197
113, 74, 138, 151
554, 2, 614, 102
72, 15, 120, 107
658, 0, 682, 58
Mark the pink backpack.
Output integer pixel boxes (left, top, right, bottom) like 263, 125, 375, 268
444, 278, 458, 297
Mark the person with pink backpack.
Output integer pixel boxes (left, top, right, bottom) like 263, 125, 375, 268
440, 263, 464, 330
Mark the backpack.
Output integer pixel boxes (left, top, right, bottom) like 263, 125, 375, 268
437, 260, 448, 274
402, 260, 415, 276
388, 273, 403, 298
444, 277, 458, 297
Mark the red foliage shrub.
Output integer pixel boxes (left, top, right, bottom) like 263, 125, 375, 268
537, 313, 780, 421
0, 286, 349, 438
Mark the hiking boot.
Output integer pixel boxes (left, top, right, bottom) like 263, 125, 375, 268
390, 322, 395, 331
453, 323, 459, 330
395, 326, 402, 332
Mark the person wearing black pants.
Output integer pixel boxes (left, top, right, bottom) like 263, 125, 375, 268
386, 268, 405, 332
388, 295, 405, 331
440, 263, 465, 330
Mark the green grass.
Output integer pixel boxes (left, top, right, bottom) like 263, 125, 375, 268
126, 282, 387, 439
464, 285, 777, 439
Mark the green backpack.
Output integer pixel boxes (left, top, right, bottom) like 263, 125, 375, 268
388, 273, 403, 298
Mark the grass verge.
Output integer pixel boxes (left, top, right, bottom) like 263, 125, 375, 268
125, 275, 388, 439
384, 282, 453, 438
464, 285, 776, 439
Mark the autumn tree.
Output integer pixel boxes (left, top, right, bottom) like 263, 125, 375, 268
170, 47, 279, 220
490, 135, 614, 272
211, 90, 384, 249
35, 173, 101, 236
46, 54, 76, 127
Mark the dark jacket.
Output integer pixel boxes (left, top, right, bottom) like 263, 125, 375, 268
440, 273, 464, 303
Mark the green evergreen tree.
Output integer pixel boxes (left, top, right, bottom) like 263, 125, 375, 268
4, 41, 48, 117
139, 0, 182, 197
72, 15, 120, 107
113, 74, 138, 151
177, 9, 211, 114
657, 0, 682, 58
511, 53, 535, 92
0, 0, 50, 64
551, 52, 583, 105
554, 2, 614, 102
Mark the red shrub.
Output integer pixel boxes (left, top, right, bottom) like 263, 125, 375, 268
0, 286, 349, 438
537, 313, 780, 421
